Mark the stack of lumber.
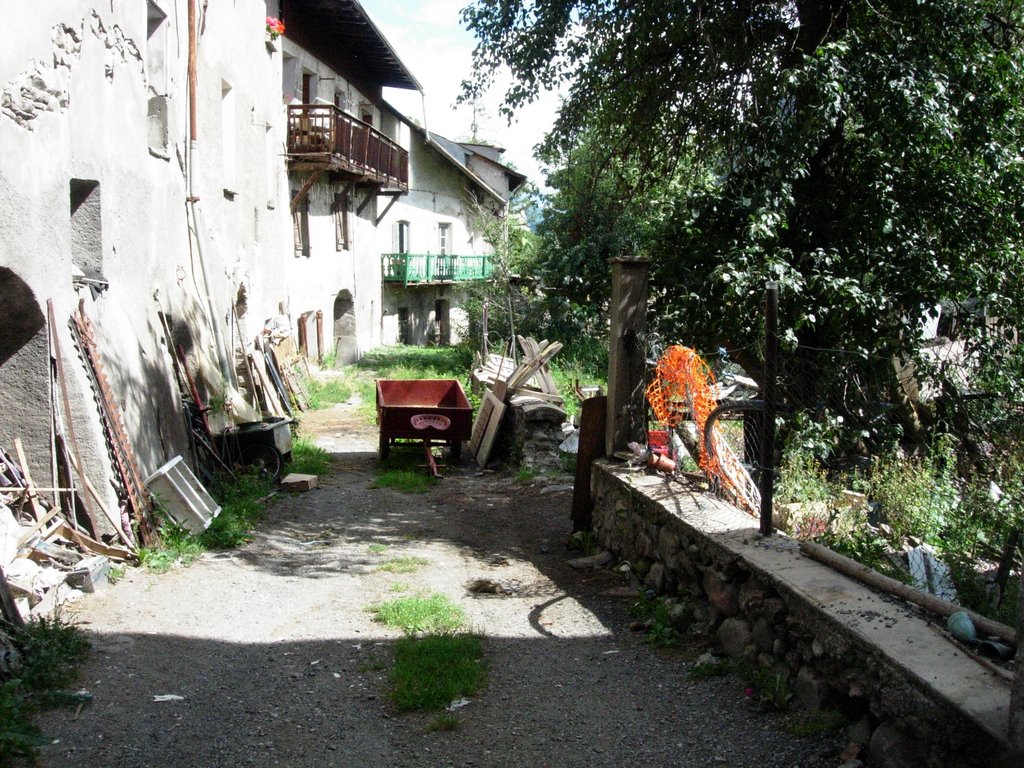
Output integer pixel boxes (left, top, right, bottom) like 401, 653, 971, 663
1, 440, 134, 627
469, 336, 566, 468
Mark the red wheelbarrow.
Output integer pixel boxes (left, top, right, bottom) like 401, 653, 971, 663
376, 379, 472, 477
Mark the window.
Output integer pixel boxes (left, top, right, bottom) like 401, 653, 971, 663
395, 220, 410, 254
292, 190, 310, 257
333, 191, 350, 250
146, 2, 168, 94
70, 179, 102, 276
437, 223, 451, 255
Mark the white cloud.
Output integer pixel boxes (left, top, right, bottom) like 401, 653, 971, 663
360, 0, 559, 187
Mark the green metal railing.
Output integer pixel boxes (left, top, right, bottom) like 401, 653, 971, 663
381, 254, 494, 286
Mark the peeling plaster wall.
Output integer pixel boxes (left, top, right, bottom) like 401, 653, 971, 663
0, 2, 291, 526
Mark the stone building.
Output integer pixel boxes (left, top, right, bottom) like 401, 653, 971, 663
0, 0, 525, 535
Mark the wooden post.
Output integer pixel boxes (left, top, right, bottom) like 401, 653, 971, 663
605, 257, 649, 457
759, 282, 779, 536
1011, 568, 1024, 750
571, 396, 607, 532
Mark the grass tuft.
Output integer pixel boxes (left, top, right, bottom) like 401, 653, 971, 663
371, 470, 437, 493
375, 556, 430, 574
306, 379, 353, 410
200, 471, 274, 549
426, 714, 460, 732
289, 437, 332, 476
389, 633, 486, 711
139, 517, 204, 573
371, 594, 466, 635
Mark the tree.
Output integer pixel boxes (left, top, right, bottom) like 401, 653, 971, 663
463, 0, 1024, 451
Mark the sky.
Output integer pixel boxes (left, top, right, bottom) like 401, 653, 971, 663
357, 0, 560, 188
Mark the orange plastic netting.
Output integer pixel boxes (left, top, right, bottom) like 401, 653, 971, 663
646, 345, 760, 516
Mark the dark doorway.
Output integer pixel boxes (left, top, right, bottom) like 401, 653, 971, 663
333, 290, 357, 365
434, 299, 450, 347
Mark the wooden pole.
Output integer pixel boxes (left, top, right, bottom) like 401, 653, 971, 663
605, 257, 650, 457
800, 540, 1016, 646
759, 282, 778, 536
0, 566, 25, 629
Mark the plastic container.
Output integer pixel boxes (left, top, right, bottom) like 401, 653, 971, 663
144, 455, 221, 533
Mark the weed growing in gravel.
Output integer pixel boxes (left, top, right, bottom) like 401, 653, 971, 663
786, 708, 846, 737
371, 594, 466, 635
372, 469, 437, 493
389, 633, 486, 711
367, 543, 388, 554
389, 582, 410, 592
751, 668, 793, 711
140, 517, 204, 573
375, 556, 429, 574
289, 437, 332, 475
0, 615, 90, 764
201, 472, 275, 549
629, 595, 679, 647
689, 658, 740, 680
515, 467, 537, 483
426, 714, 460, 732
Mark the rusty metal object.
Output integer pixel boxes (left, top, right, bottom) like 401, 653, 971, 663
71, 302, 156, 545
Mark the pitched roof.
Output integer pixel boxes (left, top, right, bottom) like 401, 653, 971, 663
384, 104, 527, 204
282, 0, 421, 91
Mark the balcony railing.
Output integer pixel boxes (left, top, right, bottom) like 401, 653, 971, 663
287, 104, 408, 190
381, 253, 494, 286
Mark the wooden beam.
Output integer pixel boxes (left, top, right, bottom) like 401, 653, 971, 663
13, 439, 45, 523
289, 169, 325, 214
374, 191, 403, 225
356, 187, 376, 215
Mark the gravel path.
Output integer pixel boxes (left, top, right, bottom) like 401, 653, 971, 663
36, 402, 844, 767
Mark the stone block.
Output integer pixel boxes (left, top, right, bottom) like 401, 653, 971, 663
716, 617, 752, 658
752, 617, 775, 653
847, 716, 873, 747
868, 721, 927, 768
703, 570, 738, 617
795, 664, 833, 710
644, 562, 666, 593
762, 597, 787, 625
281, 473, 317, 491
657, 526, 680, 562
739, 579, 767, 612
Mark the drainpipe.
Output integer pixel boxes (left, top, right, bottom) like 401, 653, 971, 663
420, 89, 429, 141
187, 0, 235, 388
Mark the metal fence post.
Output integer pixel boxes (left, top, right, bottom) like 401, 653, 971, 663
759, 282, 779, 536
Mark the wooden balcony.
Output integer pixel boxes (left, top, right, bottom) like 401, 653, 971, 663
381, 254, 494, 287
287, 104, 408, 190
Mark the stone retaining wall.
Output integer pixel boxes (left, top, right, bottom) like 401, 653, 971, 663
590, 460, 1018, 768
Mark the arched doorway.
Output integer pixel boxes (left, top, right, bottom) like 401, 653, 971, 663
0, 268, 49, 482
333, 290, 357, 365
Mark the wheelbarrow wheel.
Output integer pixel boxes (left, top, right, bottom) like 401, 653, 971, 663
239, 443, 284, 483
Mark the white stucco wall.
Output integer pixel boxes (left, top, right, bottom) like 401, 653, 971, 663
376, 128, 505, 348
0, 1, 289, 521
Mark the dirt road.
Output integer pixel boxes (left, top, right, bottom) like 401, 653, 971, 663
37, 401, 842, 767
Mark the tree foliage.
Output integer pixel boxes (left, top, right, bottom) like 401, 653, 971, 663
463, 0, 1024, 451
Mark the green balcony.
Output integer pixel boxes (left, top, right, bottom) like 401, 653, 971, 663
381, 253, 494, 286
